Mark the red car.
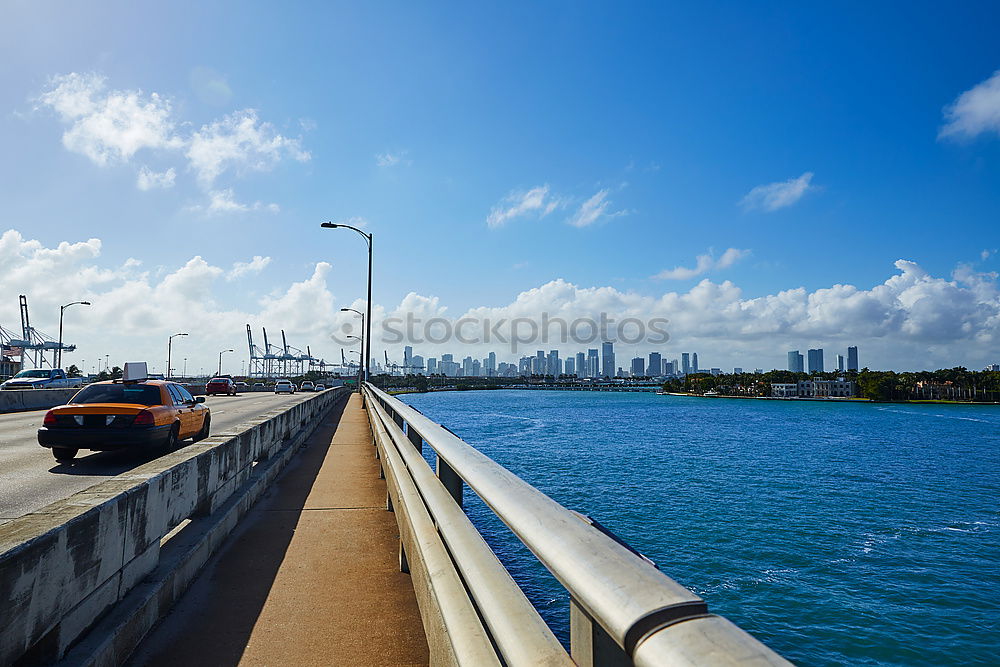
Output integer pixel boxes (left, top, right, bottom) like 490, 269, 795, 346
206, 377, 237, 396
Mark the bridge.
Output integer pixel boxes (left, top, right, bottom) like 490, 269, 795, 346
0, 384, 789, 665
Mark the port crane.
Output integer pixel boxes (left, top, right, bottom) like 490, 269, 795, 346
2, 296, 77, 369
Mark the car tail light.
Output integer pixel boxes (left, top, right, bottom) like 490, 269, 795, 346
133, 410, 155, 426
43, 410, 57, 426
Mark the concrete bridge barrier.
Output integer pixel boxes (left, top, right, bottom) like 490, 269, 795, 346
0, 388, 80, 413
0, 387, 348, 665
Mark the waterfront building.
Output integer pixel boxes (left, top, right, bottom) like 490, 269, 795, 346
565, 358, 575, 376
771, 383, 798, 397
587, 349, 599, 378
426, 357, 437, 375
472, 359, 481, 376
547, 350, 560, 377
681, 353, 690, 375
664, 361, 675, 375
710, 368, 721, 375
601, 342, 615, 378
518, 356, 531, 375
787, 350, 804, 373
692, 353, 699, 373
463, 356, 474, 376
404, 345, 413, 366
487, 351, 496, 376
576, 352, 586, 377
648, 352, 662, 376
837, 354, 845, 372
734, 367, 743, 374
847, 346, 859, 371
411, 355, 424, 373
807, 349, 824, 374
987, 363, 1000, 372
631, 357, 645, 376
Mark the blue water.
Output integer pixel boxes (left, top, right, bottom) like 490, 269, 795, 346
403, 390, 1000, 666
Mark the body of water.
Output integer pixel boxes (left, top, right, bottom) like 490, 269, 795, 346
402, 390, 999, 666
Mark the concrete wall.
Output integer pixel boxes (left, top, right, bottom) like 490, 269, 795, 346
0, 387, 347, 665
0, 388, 79, 413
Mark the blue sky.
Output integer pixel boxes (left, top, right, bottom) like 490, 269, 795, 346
1, 1, 999, 373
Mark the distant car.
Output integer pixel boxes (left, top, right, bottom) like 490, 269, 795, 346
252, 382, 265, 389
37, 379, 210, 462
314, 383, 326, 391
274, 380, 295, 394
235, 381, 249, 391
1, 368, 84, 390
300, 381, 315, 392
206, 377, 237, 396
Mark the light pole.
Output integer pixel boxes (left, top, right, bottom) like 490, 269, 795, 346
167, 333, 188, 379
57, 301, 91, 368
218, 349, 234, 376
183, 358, 188, 376
321, 222, 372, 384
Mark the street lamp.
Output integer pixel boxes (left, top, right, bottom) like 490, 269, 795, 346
321, 222, 372, 385
57, 301, 91, 368
218, 349, 234, 375
167, 333, 188, 379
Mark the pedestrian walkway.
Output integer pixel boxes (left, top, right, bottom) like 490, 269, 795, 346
129, 393, 430, 666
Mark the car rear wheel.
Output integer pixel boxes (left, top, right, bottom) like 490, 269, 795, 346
164, 424, 179, 453
52, 447, 78, 462
194, 415, 211, 442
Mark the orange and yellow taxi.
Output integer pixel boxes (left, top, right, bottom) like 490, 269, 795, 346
37, 379, 211, 462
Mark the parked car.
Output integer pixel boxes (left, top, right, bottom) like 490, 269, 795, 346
206, 377, 237, 396
300, 381, 315, 391
274, 379, 295, 394
1, 368, 84, 390
37, 379, 210, 462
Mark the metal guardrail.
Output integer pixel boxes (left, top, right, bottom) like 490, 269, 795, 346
363, 384, 791, 666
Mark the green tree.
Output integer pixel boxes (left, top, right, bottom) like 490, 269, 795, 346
66, 364, 81, 377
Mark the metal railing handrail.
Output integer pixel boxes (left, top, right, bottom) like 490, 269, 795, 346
366, 389, 572, 665
366, 383, 790, 664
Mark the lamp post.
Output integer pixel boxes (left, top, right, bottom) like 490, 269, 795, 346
57, 301, 91, 368
218, 349, 234, 376
321, 222, 372, 384
340, 307, 365, 379
167, 333, 188, 379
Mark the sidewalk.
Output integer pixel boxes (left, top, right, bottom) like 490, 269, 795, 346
129, 393, 429, 666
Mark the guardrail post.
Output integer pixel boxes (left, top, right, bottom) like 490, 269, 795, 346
570, 598, 630, 666
437, 457, 463, 507
405, 423, 423, 453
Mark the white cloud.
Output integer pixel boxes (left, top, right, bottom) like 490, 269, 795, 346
566, 189, 628, 227
192, 189, 280, 215
375, 151, 410, 167
36, 72, 183, 166
653, 248, 750, 280
228, 255, 272, 281
939, 70, 1000, 140
740, 172, 815, 211
186, 109, 310, 188
136, 166, 176, 190
487, 185, 560, 228
0, 229, 344, 374
36, 72, 310, 213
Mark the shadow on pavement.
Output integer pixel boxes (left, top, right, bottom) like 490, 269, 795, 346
128, 396, 350, 667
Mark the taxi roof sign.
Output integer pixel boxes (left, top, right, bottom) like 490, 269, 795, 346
123, 362, 149, 382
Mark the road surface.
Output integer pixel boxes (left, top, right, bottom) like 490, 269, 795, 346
0, 391, 318, 525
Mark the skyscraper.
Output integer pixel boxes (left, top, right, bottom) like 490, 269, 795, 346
807, 348, 824, 374
648, 352, 662, 376
587, 348, 599, 377
601, 342, 615, 378
631, 357, 645, 376
847, 346, 859, 371
426, 357, 437, 375
547, 350, 560, 376
692, 353, 699, 373
487, 351, 497, 376
576, 351, 586, 378
837, 354, 845, 372
404, 345, 413, 366
681, 353, 690, 375
787, 351, 804, 373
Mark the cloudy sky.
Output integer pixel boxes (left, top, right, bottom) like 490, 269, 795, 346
1, 1, 999, 374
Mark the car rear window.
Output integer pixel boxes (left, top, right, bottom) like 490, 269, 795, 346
209, 378, 227, 383
72, 384, 162, 405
